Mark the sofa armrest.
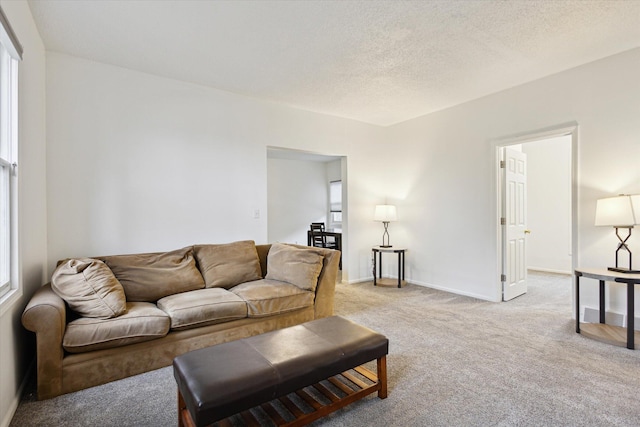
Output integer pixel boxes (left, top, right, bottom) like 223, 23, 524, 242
22, 283, 66, 400
256, 243, 339, 318
313, 248, 340, 318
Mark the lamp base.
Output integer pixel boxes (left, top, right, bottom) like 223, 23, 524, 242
610, 227, 639, 274
608, 267, 640, 274
380, 245, 393, 248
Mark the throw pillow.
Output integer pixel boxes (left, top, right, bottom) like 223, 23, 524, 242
51, 258, 127, 319
99, 247, 205, 302
194, 240, 263, 289
265, 243, 324, 292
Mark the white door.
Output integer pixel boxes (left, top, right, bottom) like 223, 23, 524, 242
502, 147, 528, 301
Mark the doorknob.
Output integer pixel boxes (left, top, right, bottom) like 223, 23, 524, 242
524, 229, 531, 234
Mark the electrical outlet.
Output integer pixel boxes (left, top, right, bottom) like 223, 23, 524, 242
253, 209, 260, 219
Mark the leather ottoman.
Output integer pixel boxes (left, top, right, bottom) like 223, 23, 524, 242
173, 316, 389, 426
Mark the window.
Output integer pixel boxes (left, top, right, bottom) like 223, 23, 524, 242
0, 6, 21, 304
329, 180, 342, 224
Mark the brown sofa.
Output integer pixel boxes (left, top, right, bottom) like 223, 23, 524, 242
22, 241, 340, 400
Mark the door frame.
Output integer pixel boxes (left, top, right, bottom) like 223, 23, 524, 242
492, 123, 579, 308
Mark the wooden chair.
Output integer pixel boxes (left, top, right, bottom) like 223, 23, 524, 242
311, 222, 326, 229
310, 223, 337, 249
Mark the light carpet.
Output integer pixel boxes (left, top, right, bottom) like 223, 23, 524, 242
10, 273, 640, 426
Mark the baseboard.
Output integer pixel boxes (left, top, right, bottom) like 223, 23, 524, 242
346, 276, 374, 285
583, 306, 640, 330
528, 267, 572, 275
409, 279, 497, 302
347, 276, 496, 302
0, 359, 34, 427
346, 275, 406, 285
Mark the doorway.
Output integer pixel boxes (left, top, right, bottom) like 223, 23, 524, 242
496, 126, 577, 302
266, 147, 348, 279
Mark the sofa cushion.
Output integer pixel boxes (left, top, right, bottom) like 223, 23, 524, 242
231, 279, 314, 318
51, 258, 127, 319
157, 288, 248, 331
63, 302, 170, 353
194, 241, 262, 289
265, 243, 324, 292
99, 247, 205, 302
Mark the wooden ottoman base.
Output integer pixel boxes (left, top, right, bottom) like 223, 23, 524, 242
178, 356, 387, 427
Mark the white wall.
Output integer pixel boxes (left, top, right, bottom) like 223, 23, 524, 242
0, 1, 47, 426
523, 136, 572, 274
326, 159, 342, 183
326, 159, 342, 230
45, 52, 385, 284
387, 48, 640, 308
267, 157, 328, 245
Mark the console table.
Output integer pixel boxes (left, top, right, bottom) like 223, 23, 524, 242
574, 268, 640, 349
372, 246, 406, 288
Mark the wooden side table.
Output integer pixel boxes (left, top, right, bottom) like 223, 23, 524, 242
574, 268, 640, 349
372, 246, 406, 288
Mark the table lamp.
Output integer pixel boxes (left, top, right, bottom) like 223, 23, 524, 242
374, 205, 397, 248
595, 194, 640, 273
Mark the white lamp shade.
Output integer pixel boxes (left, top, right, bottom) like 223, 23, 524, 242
632, 195, 640, 221
374, 205, 397, 222
595, 195, 637, 227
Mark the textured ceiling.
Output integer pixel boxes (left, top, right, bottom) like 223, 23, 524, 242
27, 0, 640, 126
